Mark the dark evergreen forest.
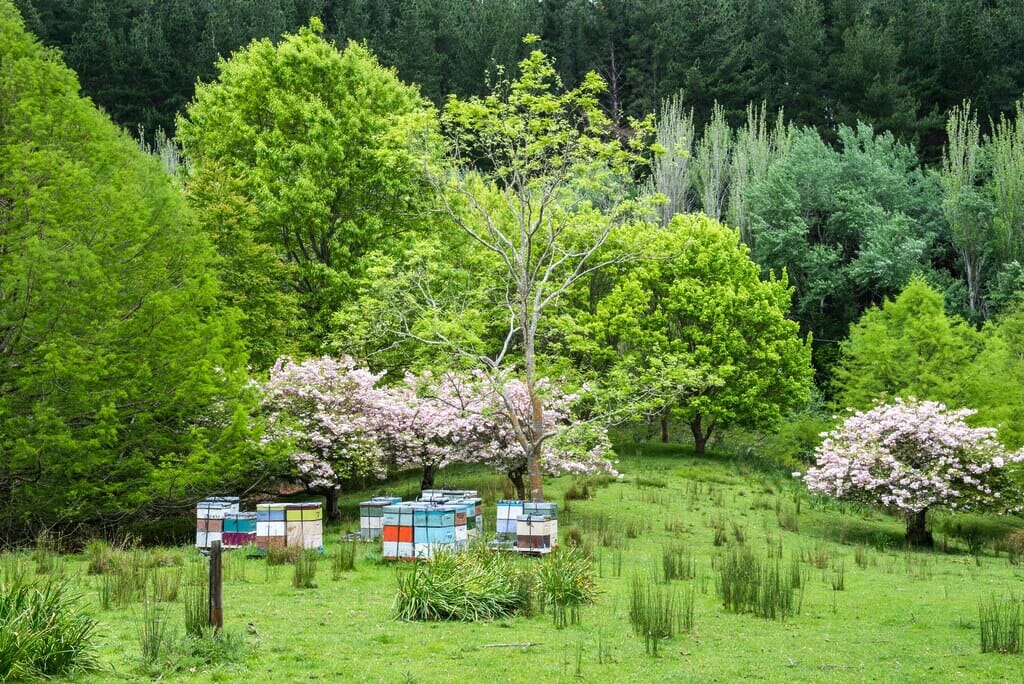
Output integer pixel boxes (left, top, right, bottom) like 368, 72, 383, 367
15, 0, 1024, 160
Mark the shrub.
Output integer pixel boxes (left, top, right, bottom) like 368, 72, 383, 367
0, 575, 98, 679
537, 546, 598, 628
392, 548, 530, 622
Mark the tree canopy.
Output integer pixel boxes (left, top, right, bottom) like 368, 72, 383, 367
563, 214, 813, 453
0, 1, 262, 542
177, 20, 436, 356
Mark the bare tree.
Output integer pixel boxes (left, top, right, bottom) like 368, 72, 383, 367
426, 46, 649, 501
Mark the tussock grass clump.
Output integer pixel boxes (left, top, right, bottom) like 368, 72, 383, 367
332, 541, 357, 579
292, 550, 319, 589
629, 573, 685, 655
183, 580, 209, 638
393, 547, 531, 622
0, 574, 98, 680
267, 546, 303, 566
150, 566, 182, 602
980, 594, 1021, 653
137, 599, 173, 664
717, 544, 801, 620
662, 543, 696, 582
538, 546, 598, 628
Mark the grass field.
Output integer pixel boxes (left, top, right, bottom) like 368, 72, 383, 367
7, 444, 1024, 683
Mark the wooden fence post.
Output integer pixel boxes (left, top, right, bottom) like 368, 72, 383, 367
209, 540, 223, 630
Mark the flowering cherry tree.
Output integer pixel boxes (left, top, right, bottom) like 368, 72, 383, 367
262, 356, 389, 520
469, 374, 620, 499
803, 398, 1024, 546
376, 371, 490, 491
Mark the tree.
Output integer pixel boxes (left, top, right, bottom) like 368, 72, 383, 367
468, 373, 619, 499
566, 215, 813, 453
803, 398, 1023, 547
645, 91, 695, 226
941, 101, 991, 317
693, 102, 731, 220
377, 371, 491, 491
746, 123, 942, 361
429, 42, 649, 501
833, 277, 981, 410
0, 1, 261, 543
177, 19, 437, 353
965, 299, 1024, 449
262, 356, 389, 520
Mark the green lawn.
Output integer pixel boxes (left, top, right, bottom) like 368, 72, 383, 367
12, 444, 1024, 682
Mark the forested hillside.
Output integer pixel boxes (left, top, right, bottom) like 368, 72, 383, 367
14, 0, 1024, 160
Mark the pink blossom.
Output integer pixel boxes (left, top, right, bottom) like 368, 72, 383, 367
804, 398, 1023, 514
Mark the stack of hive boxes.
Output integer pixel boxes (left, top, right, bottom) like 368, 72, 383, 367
381, 503, 414, 560
457, 498, 483, 539
414, 504, 460, 559
420, 489, 482, 540
255, 502, 324, 552
420, 489, 478, 502
516, 501, 558, 554
495, 500, 525, 547
196, 497, 239, 549
255, 503, 286, 552
381, 500, 469, 561
359, 496, 402, 540
222, 512, 257, 548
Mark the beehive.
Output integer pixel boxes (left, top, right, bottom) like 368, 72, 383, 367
496, 500, 524, 541
285, 503, 323, 550
222, 512, 257, 548
420, 489, 478, 503
255, 503, 287, 551
451, 498, 483, 538
381, 504, 415, 560
516, 514, 558, 554
382, 501, 468, 560
359, 496, 402, 539
195, 497, 239, 549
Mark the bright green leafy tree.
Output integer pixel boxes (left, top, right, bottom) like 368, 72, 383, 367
0, 1, 265, 543
565, 214, 813, 453
833, 277, 981, 410
177, 19, 437, 355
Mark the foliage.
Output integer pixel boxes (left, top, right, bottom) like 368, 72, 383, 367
430, 43, 648, 500
746, 124, 943, 354
0, 2, 262, 544
18, 0, 1024, 165
0, 574, 98, 679
833, 277, 981, 410
178, 20, 436, 352
466, 373, 620, 499
565, 214, 813, 453
377, 371, 495, 490
392, 547, 532, 622
716, 544, 801, 620
536, 545, 598, 628
804, 398, 1024, 544
966, 300, 1024, 448
261, 356, 388, 517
